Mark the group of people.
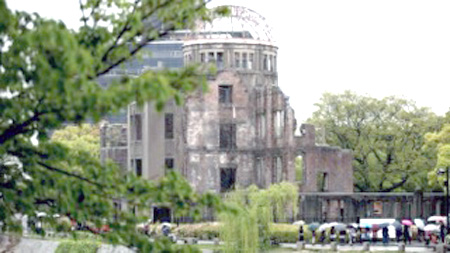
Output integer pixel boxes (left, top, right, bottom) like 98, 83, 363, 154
297, 222, 437, 245
298, 225, 357, 245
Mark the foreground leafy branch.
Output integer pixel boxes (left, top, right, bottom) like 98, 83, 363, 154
0, 0, 229, 251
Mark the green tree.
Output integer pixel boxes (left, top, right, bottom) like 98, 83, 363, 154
220, 182, 298, 252
308, 91, 441, 192
0, 0, 228, 251
424, 124, 450, 191
51, 124, 100, 157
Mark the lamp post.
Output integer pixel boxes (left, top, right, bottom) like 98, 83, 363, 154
438, 167, 450, 235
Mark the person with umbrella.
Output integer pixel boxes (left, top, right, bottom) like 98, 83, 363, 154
401, 219, 413, 244
311, 230, 316, 245
347, 225, 356, 245
382, 226, 389, 245
298, 225, 304, 242
308, 222, 319, 244
414, 218, 425, 242
329, 226, 337, 242
404, 224, 411, 244
440, 221, 445, 243
391, 220, 402, 243
319, 230, 326, 244
372, 224, 379, 243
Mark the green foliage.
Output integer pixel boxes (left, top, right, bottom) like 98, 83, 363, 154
56, 216, 72, 232
51, 124, 100, 157
308, 91, 442, 192
269, 223, 298, 244
295, 157, 303, 182
174, 223, 221, 239
174, 222, 304, 244
424, 124, 450, 190
219, 182, 298, 252
0, 0, 229, 251
55, 240, 100, 253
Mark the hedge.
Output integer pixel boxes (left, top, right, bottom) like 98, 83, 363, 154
173, 222, 305, 243
55, 240, 100, 253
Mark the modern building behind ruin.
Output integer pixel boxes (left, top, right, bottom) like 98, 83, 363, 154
127, 6, 298, 193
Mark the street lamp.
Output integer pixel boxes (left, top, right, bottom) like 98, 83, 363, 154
438, 167, 450, 235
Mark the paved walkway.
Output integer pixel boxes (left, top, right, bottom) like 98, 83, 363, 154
197, 240, 438, 252
280, 242, 434, 252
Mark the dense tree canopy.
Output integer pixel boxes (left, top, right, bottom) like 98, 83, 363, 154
51, 123, 100, 157
0, 0, 228, 251
424, 124, 450, 191
308, 91, 442, 192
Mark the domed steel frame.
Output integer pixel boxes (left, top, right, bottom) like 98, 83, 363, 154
192, 5, 274, 43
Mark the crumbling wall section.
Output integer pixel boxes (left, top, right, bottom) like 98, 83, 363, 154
297, 124, 353, 193
100, 123, 128, 171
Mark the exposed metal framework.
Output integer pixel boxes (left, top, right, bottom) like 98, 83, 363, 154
193, 5, 274, 42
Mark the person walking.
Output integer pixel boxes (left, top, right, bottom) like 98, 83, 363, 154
298, 225, 304, 242
404, 225, 411, 244
440, 222, 446, 243
348, 226, 356, 245
395, 226, 402, 243
319, 230, 326, 244
382, 226, 389, 245
329, 226, 337, 242
311, 230, 316, 244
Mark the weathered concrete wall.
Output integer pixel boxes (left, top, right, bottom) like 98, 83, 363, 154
100, 123, 128, 170
182, 60, 296, 193
297, 124, 353, 193
299, 192, 446, 223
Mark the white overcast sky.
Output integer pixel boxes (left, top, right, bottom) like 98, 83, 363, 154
7, 0, 450, 122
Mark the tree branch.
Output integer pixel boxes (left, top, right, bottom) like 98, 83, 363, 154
94, 26, 172, 78
0, 112, 42, 144
37, 161, 106, 188
381, 175, 409, 192
94, 0, 210, 78
79, 0, 88, 27
100, 0, 142, 63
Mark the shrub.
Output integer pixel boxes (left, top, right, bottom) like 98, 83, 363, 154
56, 217, 72, 232
174, 222, 315, 244
55, 240, 100, 253
173, 223, 221, 239
269, 223, 298, 243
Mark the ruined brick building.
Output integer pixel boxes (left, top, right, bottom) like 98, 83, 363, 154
127, 6, 298, 193
101, 5, 358, 221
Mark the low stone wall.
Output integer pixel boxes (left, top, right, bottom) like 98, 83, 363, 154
299, 191, 446, 223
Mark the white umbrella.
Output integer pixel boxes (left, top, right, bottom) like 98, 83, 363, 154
414, 218, 425, 230
427, 216, 447, 224
318, 223, 332, 232
348, 223, 358, 228
161, 222, 171, 228
35, 212, 47, 218
424, 224, 440, 232
293, 220, 305, 226
328, 222, 346, 231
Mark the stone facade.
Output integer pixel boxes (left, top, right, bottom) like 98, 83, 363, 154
128, 7, 299, 193
299, 191, 448, 223
297, 124, 353, 193
102, 6, 356, 220
100, 123, 128, 170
